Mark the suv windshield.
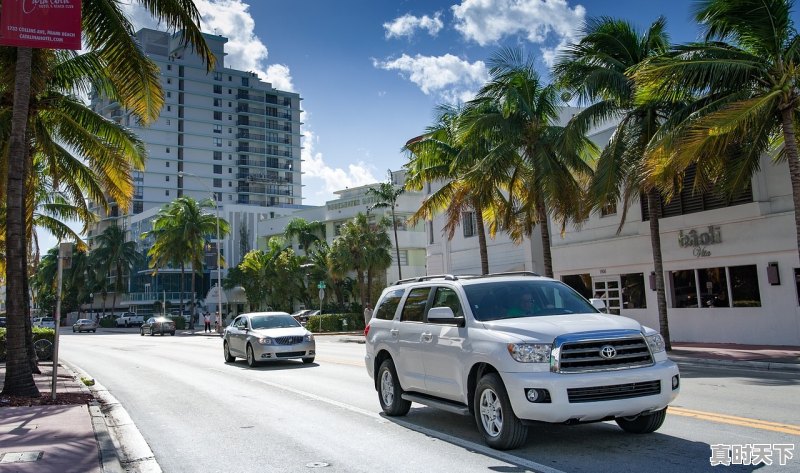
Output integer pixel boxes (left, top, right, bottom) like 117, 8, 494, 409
463, 280, 598, 321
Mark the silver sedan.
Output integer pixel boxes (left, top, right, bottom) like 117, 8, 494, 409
72, 319, 98, 333
223, 312, 316, 367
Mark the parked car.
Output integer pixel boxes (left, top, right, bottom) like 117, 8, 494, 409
116, 312, 144, 327
72, 319, 98, 333
290, 309, 312, 325
39, 317, 56, 329
223, 312, 315, 367
365, 272, 679, 450
140, 317, 176, 336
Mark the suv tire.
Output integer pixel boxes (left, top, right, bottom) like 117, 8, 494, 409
474, 373, 528, 450
377, 359, 411, 416
615, 407, 667, 434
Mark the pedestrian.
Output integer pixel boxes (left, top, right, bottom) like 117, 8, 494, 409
363, 304, 373, 325
203, 312, 211, 333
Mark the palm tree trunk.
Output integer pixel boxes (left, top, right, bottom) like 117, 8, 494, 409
366, 268, 373, 307
190, 268, 196, 326
101, 291, 107, 317
356, 269, 366, 309
474, 206, 490, 275
647, 189, 672, 350
391, 206, 402, 279
24, 140, 39, 374
780, 108, 800, 268
2, 47, 39, 397
180, 264, 189, 330
536, 197, 554, 278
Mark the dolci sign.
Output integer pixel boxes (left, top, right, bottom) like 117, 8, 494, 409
0, 0, 82, 50
678, 226, 722, 258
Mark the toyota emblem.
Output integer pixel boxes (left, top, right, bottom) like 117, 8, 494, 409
599, 345, 617, 359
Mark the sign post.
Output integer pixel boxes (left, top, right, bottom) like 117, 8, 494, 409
317, 282, 326, 332
51, 242, 73, 400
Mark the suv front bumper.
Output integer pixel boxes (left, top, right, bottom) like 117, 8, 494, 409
500, 360, 680, 423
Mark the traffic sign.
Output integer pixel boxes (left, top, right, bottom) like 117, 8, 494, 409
317, 281, 326, 289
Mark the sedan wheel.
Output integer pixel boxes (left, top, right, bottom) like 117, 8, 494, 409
223, 342, 235, 363
150, 328, 155, 336
140, 329, 144, 336
72, 328, 76, 333
246, 344, 258, 367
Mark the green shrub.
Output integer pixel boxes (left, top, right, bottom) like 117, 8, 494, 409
98, 316, 117, 328
168, 316, 186, 330
0, 327, 55, 361
306, 313, 364, 333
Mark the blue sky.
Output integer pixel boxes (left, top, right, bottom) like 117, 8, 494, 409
124, 0, 717, 205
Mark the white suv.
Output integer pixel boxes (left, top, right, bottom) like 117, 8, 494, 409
364, 273, 680, 450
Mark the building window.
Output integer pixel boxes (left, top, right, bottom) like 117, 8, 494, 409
228, 181, 232, 187
729, 265, 761, 307
166, 91, 171, 98
397, 250, 409, 266
214, 98, 221, 107
165, 190, 170, 196
165, 176, 169, 182
213, 85, 222, 94
600, 202, 617, 217
670, 270, 699, 308
166, 119, 170, 126
214, 111, 222, 120
166, 78, 171, 84
213, 165, 222, 174
213, 125, 222, 134
214, 72, 222, 81
620, 273, 647, 309
213, 151, 222, 161
462, 211, 477, 238
213, 178, 222, 187
167, 65, 172, 71
561, 274, 592, 300
228, 167, 232, 173
698, 267, 729, 308
165, 162, 170, 168
428, 221, 434, 244
167, 105, 171, 112
228, 114, 232, 120
213, 138, 222, 148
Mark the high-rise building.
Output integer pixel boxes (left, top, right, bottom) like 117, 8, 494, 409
88, 28, 303, 242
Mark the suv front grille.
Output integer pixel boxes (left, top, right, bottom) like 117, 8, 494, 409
554, 331, 654, 373
275, 336, 304, 345
567, 380, 661, 403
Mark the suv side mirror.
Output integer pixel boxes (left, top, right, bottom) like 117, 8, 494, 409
589, 298, 608, 313
427, 307, 465, 327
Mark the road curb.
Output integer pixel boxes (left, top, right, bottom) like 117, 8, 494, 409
63, 360, 162, 473
669, 355, 800, 372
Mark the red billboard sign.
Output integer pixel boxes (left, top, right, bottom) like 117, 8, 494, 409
0, 0, 81, 50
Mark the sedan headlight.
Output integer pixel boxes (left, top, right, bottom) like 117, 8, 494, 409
256, 337, 274, 345
304, 334, 314, 342
507, 343, 552, 363
646, 333, 666, 354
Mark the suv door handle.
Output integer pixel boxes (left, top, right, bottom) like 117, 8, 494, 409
421, 332, 432, 342
390, 329, 399, 337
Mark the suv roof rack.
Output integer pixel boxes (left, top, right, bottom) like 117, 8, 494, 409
459, 271, 542, 279
393, 274, 459, 285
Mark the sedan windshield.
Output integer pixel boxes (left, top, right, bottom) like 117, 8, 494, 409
463, 280, 598, 322
250, 315, 300, 329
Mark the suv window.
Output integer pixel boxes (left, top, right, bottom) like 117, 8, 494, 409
374, 289, 404, 320
431, 287, 463, 318
400, 287, 430, 322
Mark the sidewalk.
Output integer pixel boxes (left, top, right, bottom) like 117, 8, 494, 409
0, 361, 121, 473
1, 339, 798, 472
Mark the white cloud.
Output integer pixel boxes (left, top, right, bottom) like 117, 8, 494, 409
300, 122, 379, 205
373, 54, 487, 103
384, 12, 444, 38
451, 0, 584, 62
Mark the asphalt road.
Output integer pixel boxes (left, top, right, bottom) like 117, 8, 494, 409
59, 329, 800, 473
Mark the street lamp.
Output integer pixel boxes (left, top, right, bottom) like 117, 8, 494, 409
178, 171, 224, 333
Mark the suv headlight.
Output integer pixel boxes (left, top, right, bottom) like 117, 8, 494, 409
257, 337, 274, 345
507, 343, 552, 363
646, 333, 666, 354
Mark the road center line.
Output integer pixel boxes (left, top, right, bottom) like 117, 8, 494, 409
671, 407, 800, 436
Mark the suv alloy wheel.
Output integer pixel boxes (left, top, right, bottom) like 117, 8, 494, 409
474, 373, 528, 450
378, 359, 411, 416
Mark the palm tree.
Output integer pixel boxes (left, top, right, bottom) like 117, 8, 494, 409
93, 225, 142, 317
367, 171, 405, 279
469, 47, 595, 278
283, 218, 326, 254
363, 217, 393, 305
553, 17, 678, 348
144, 197, 230, 329
635, 0, 800, 270
404, 104, 499, 275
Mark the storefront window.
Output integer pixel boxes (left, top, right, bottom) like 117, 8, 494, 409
697, 267, 729, 308
561, 274, 592, 299
670, 270, 698, 308
729, 265, 761, 307
621, 273, 646, 309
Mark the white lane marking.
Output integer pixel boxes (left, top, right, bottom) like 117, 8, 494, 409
237, 373, 566, 473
